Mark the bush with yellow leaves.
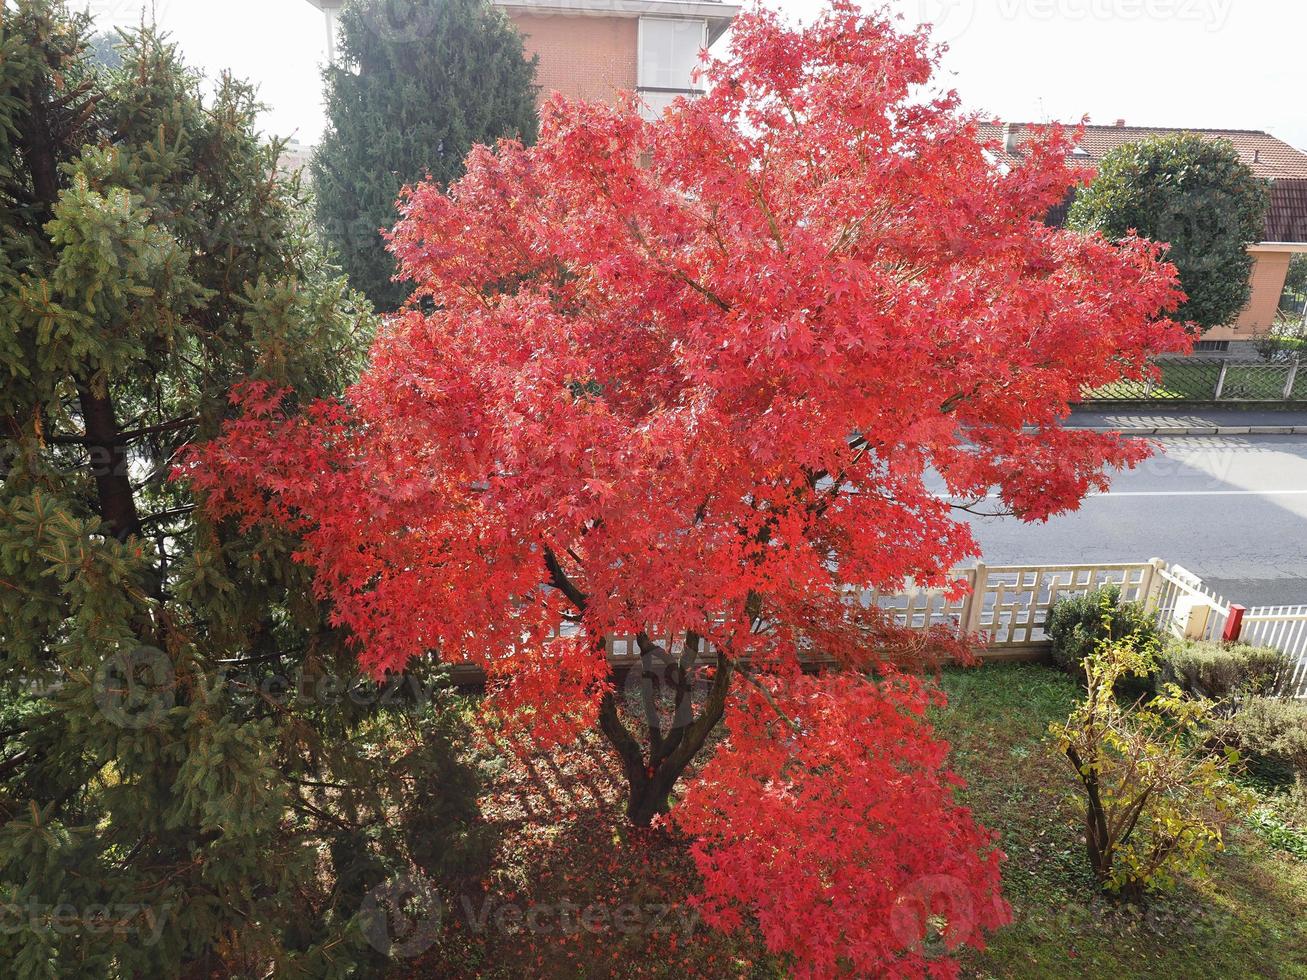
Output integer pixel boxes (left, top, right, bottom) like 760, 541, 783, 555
1050, 623, 1251, 897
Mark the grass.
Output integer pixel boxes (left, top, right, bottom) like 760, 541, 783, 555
386, 664, 1306, 978
1086, 361, 1221, 401
1221, 364, 1307, 401
1085, 359, 1307, 401
391, 724, 785, 979
936, 663, 1307, 980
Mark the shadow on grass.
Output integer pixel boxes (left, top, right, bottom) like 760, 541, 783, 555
392, 730, 783, 980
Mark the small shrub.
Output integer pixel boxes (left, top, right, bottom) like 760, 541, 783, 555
1046, 585, 1161, 688
1050, 632, 1250, 897
1159, 640, 1291, 701
1224, 697, 1307, 785
1254, 316, 1307, 362
1248, 808, 1307, 860
1290, 777, 1307, 824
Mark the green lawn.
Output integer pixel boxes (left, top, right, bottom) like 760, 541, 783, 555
1085, 361, 1222, 401
1221, 363, 1307, 401
937, 664, 1307, 980
389, 665, 1306, 978
1085, 359, 1307, 402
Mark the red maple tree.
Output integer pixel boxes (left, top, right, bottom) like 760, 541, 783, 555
182, 2, 1187, 972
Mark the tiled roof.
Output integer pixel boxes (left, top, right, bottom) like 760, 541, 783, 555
976, 123, 1307, 180
1267, 179, 1307, 243
978, 122, 1307, 243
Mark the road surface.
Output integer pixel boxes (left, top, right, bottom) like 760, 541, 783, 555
955, 434, 1307, 607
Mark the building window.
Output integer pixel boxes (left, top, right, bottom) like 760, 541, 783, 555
638, 17, 707, 115
1193, 340, 1230, 353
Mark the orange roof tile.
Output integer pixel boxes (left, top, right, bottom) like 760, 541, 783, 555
976, 122, 1307, 180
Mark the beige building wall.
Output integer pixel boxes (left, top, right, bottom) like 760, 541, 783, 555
508, 13, 637, 105
1206, 249, 1295, 340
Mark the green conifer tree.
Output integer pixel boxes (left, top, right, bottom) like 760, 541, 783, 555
0, 4, 486, 974
312, 0, 539, 310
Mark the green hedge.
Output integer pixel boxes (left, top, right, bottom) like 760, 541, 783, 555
1225, 698, 1307, 785
1045, 585, 1162, 694
1158, 640, 1292, 700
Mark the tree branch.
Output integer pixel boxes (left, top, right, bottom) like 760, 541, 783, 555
542, 544, 588, 610
599, 689, 648, 789
636, 632, 666, 761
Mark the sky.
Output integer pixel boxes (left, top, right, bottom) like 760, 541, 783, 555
80, 0, 1307, 151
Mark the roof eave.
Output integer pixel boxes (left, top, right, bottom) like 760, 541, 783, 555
492, 0, 739, 40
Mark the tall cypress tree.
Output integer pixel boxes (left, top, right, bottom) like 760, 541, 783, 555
0, 4, 484, 974
312, 0, 538, 311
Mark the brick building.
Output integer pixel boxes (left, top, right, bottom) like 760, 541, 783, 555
981, 122, 1307, 345
306, 0, 738, 114
497, 0, 736, 112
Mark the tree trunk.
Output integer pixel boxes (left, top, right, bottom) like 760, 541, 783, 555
1085, 809, 1111, 885
599, 648, 735, 828
77, 380, 143, 543
18, 57, 142, 548
540, 549, 739, 829
626, 770, 678, 826
1068, 745, 1115, 889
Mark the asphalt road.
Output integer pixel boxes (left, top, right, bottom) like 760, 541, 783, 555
956, 434, 1307, 608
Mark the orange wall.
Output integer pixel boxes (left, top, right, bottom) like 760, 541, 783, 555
509, 13, 637, 105
1205, 249, 1294, 340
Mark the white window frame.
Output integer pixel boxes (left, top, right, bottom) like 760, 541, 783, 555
636, 16, 709, 97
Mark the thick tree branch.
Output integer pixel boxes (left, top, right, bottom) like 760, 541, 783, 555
599, 690, 648, 790
140, 505, 196, 528
636, 632, 666, 761
542, 544, 588, 610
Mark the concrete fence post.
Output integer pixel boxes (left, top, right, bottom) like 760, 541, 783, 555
1214, 358, 1229, 400
1284, 355, 1300, 401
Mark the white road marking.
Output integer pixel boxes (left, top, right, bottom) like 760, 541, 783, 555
937, 489, 1307, 500
1087, 490, 1307, 498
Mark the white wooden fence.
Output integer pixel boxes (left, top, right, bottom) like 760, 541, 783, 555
1238, 605, 1307, 697
492, 560, 1307, 696
871, 559, 1306, 697
607, 562, 1169, 665
875, 560, 1173, 657
1147, 562, 1235, 642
